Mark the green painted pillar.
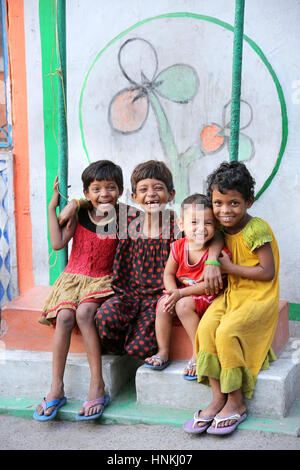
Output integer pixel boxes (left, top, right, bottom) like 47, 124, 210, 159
229, 0, 245, 162
57, 0, 68, 269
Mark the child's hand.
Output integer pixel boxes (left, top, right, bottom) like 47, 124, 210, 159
219, 250, 233, 273
49, 176, 60, 208
163, 289, 181, 313
58, 199, 78, 229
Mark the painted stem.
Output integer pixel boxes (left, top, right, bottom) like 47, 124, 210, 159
229, 0, 245, 162
57, 0, 68, 269
148, 90, 187, 204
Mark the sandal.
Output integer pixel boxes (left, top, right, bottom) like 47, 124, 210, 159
207, 412, 247, 435
144, 355, 170, 370
183, 359, 197, 381
183, 410, 214, 434
75, 394, 110, 421
33, 396, 67, 421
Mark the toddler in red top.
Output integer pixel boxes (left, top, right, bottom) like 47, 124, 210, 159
145, 194, 230, 378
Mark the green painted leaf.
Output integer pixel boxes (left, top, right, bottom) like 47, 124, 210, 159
154, 65, 199, 103
238, 133, 254, 161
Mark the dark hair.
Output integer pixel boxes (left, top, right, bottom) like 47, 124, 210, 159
81, 160, 123, 192
181, 193, 212, 214
131, 160, 174, 194
207, 161, 255, 201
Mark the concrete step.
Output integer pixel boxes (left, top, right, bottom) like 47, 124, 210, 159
0, 285, 86, 353
0, 349, 142, 401
136, 338, 300, 418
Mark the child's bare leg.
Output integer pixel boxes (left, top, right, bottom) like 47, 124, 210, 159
175, 297, 200, 377
36, 309, 75, 416
195, 377, 227, 427
211, 387, 246, 428
145, 297, 173, 366
76, 302, 105, 417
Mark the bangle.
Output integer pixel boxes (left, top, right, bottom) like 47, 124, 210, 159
73, 198, 80, 213
205, 260, 221, 267
177, 289, 183, 298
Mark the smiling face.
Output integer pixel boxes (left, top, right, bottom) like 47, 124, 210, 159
179, 205, 217, 248
211, 187, 253, 233
84, 179, 123, 217
132, 178, 175, 214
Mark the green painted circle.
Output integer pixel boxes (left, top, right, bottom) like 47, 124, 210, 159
79, 13, 288, 200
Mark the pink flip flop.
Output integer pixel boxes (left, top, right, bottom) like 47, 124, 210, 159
183, 410, 214, 434
75, 394, 110, 421
206, 412, 247, 435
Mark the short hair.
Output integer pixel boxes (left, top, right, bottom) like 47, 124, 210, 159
180, 193, 212, 215
81, 160, 123, 192
131, 160, 174, 194
207, 161, 255, 202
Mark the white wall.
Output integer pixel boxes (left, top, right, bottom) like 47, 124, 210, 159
25, 0, 300, 302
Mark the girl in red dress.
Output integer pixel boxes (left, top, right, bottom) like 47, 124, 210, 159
34, 160, 124, 421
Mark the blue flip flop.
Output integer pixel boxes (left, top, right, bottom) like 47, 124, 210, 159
75, 393, 110, 421
33, 396, 67, 421
144, 355, 170, 370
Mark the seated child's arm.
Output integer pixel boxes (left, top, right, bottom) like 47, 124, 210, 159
202, 230, 224, 295
219, 243, 275, 282
58, 198, 90, 228
49, 177, 77, 250
176, 281, 207, 298
163, 252, 180, 313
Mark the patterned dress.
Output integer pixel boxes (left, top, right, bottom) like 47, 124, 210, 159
95, 209, 179, 359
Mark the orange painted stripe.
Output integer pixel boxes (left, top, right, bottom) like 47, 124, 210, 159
7, 0, 34, 293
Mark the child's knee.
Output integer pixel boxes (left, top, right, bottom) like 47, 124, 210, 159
56, 309, 76, 330
175, 297, 194, 318
215, 322, 231, 347
76, 304, 96, 325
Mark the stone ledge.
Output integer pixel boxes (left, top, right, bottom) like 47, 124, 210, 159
136, 338, 300, 418
0, 349, 142, 400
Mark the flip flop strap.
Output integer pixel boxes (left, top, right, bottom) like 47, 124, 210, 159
149, 355, 166, 366
41, 398, 61, 411
213, 413, 241, 428
187, 360, 196, 369
192, 411, 213, 428
82, 397, 105, 410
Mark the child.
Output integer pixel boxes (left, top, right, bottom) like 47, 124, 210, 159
34, 160, 124, 421
95, 161, 224, 360
145, 194, 230, 377
183, 161, 280, 436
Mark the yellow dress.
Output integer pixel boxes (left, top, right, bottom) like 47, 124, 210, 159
195, 217, 280, 398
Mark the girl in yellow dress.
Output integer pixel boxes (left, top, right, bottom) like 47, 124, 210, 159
184, 161, 279, 435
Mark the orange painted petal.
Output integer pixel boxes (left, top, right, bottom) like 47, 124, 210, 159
109, 88, 148, 133
200, 124, 224, 152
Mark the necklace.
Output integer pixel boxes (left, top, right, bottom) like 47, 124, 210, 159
87, 209, 115, 226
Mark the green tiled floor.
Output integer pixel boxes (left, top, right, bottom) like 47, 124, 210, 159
0, 380, 299, 436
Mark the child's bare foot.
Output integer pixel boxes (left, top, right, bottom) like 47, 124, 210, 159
35, 385, 65, 417
195, 397, 227, 428
210, 400, 247, 429
183, 357, 197, 378
77, 383, 106, 417
145, 349, 169, 368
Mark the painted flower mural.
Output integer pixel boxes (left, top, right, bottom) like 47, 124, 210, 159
108, 38, 254, 203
